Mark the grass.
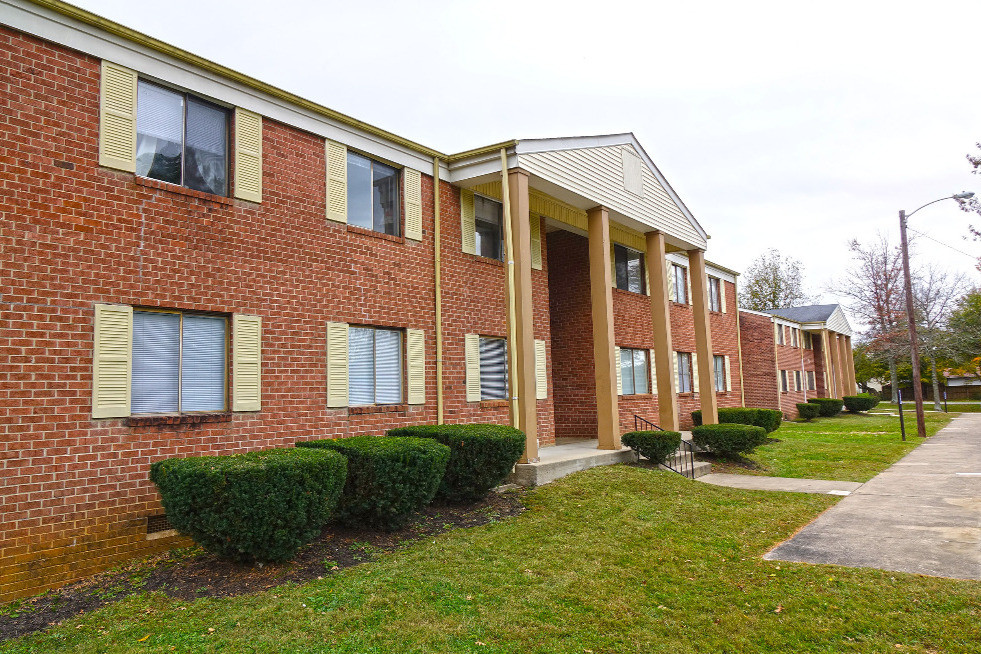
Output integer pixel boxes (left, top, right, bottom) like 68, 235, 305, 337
708, 411, 955, 482
3, 465, 980, 653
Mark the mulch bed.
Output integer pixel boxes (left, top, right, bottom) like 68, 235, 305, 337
0, 490, 527, 641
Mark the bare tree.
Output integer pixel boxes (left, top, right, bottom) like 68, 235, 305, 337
836, 234, 908, 402
914, 266, 969, 410
738, 249, 812, 311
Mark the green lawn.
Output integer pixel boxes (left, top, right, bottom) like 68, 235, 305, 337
708, 412, 955, 482
4, 466, 980, 653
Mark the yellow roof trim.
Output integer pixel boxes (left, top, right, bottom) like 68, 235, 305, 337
446, 140, 517, 162
29, 0, 445, 159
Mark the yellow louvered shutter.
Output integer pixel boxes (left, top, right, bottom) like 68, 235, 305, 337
465, 333, 481, 402
649, 348, 658, 395
530, 216, 542, 270
692, 352, 700, 394
720, 279, 727, 313
404, 168, 422, 241
535, 339, 547, 399
326, 322, 349, 407
460, 189, 476, 255
724, 355, 732, 392
610, 243, 617, 288
406, 328, 425, 404
233, 108, 262, 202
614, 346, 623, 396
99, 61, 137, 172
666, 261, 676, 302
686, 267, 693, 305
92, 303, 132, 418
232, 314, 261, 411
326, 141, 347, 223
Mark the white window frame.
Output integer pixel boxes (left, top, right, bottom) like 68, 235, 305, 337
713, 355, 726, 392
780, 369, 789, 393
348, 326, 404, 406
474, 195, 504, 261
619, 347, 650, 395
708, 277, 721, 312
677, 352, 693, 393
614, 245, 646, 294
346, 151, 402, 236
673, 264, 688, 304
479, 336, 508, 401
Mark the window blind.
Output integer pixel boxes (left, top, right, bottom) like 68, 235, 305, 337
633, 349, 649, 394
479, 337, 507, 400
132, 311, 180, 413
348, 327, 375, 406
375, 329, 402, 404
180, 315, 226, 412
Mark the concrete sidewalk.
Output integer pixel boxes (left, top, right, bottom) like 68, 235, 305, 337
765, 413, 981, 580
698, 473, 862, 495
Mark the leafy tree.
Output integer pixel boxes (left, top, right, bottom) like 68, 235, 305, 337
913, 266, 968, 409
738, 249, 811, 311
947, 289, 981, 369
852, 342, 888, 392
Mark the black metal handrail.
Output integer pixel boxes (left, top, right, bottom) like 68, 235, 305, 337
632, 414, 699, 479
633, 414, 664, 432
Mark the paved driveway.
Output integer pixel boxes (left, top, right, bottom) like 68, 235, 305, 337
765, 413, 981, 580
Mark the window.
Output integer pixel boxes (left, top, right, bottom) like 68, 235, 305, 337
776, 324, 785, 345
131, 310, 226, 414
479, 337, 508, 400
677, 352, 693, 393
708, 277, 721, 312
791, 328, 799, 348
673, 264, 688, 303
806, 370, 816, 391
780, 370, 789, 392
803, 332, 813, 349
619, 348, 650, 395
348, 327, 403, 406
794, 370, 803, 391
474, 195, 503, 260
714, 355, 726, 392
614, 245, 646, 294
136, 81, 229, 196
347, 151, 400, 236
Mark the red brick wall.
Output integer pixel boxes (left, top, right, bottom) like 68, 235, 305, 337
738, 312, 779, 411
710, 280, 743, 412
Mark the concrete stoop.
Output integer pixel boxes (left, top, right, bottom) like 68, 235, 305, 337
660, 460, 713, 478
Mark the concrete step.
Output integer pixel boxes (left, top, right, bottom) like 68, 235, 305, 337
510, 441, 637, 487
660, 459, 713, 478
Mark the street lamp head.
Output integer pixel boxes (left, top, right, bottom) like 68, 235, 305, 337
953, 192, 975, 200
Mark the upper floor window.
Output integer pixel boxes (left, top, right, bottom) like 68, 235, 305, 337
349, 326, 403, 406
348, 152, 400, 236
614, 245, 646, 294
619, 347, 650, 395
479, 336, 508, 400
776, 324, 786, 346
475, 196, 504, 260
713, 355, 727, 392
791, 328, 800, 348
677, 351, 693, 393
803, 332, 813, 349
673, 264, 688, 304
132, 309, 227, 414
136, 81, 229, 196
708, 277, 721, 312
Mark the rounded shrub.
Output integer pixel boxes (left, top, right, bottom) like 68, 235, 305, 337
796, 402, 820, 421
807, 397, 844, 417
297, 435, 449, 531
751, 409, 783, 433
386, 424, 525, 502
693, 407, 781, 433
622, 430, 682, 464
691, 423, 768, 457
843, 393, 880, 413
149, 447, 347, 563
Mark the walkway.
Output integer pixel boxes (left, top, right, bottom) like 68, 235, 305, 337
698, 473, 862, 495
764, 413, 981, 580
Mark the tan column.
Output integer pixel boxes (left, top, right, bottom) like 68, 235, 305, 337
644, 231, 678, 430
838, 335, 854, 396
506, 169, 538, 462
846, 336, 857, 395
688, 249, 718, 424
833, 333, 845, 399
587, 207, 620, 449
822, 329, 836, 398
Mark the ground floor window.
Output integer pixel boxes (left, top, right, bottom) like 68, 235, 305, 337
677, 352, 693, 393
806, 370, 816, 391
780, 370, 789, 392
349, 327, 403, 405
795, 370, 803, 392
479, 337, 508, 400
619, 347, 650, 395
132, 310, 227, 414
714, 355, 726, 392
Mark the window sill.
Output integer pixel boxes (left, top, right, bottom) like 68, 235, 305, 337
349, 404, 407, 415
463, 252, 505, 267
135, 176, 234, 206
346, 224, 405, 244
671, 301, 691, 307
126, 413, 232, 427
621, 393, 654, 399
479, 400, 510, 408
613, 288, 647, 298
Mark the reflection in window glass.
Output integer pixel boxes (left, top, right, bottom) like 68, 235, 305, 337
475, 196, 503, 260
620, 348, 649, 395
614, 245, 645, 293
347, 152, 400, 236
677, 352, 693, 393
714, 355, 726, 392
184, 97, 228, 195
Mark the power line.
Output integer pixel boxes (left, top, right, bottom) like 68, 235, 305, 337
906, 227, 978, 261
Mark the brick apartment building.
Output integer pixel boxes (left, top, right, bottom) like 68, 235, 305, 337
739, 305, 857, 418
0, 0, 767, 600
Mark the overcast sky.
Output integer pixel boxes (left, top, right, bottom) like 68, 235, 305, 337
73, 0, 981, 325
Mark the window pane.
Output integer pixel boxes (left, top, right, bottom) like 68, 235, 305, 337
678, 352, 692, 393
709, 278, 720, 311
132, 311, 180, 413
633, 349, 648, 394
620, 347, 634, 395
136, 82, 183, 185
348, 327, 374, 406
180, 315, 226, 412
627, 250, 644, 294
372, 161, 400, 236
614, 245, 628, 291
184, 98, 227, 195
714, 356, 725, 391
374, 329, 402, 404
347, 152, 372, 229
475, 196, 502, 260
675, 266, 687, 303
479, 337, 507, 400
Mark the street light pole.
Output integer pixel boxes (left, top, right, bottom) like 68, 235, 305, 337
898, 192, 975, 438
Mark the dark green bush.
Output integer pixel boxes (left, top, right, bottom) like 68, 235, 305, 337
622, 430, 682, 464
298, 436, 449, 530
843, 393, 880, 413
796, 402, 820, 421
692, 407, 782, 433
808, 397, 845, 417
691, 423, 768, 457
386, 424, 525, 502
149, 447, 347, 563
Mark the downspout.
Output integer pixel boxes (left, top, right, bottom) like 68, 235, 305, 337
432, 157, 444, 424
733, 275, 746, 407
500, 149, 520, 426
773, 318, 782, 414
800, 330, 807, 401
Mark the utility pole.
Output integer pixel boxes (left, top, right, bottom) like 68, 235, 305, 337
899, 209, 926, 438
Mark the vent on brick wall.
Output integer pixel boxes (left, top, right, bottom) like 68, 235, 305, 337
146, 514, 172, 534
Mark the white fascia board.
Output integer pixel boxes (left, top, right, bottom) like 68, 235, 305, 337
445, 150, 517, 185
2, 0, 446, 175
665, 251, 690, 267
705, 264, 737, 284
